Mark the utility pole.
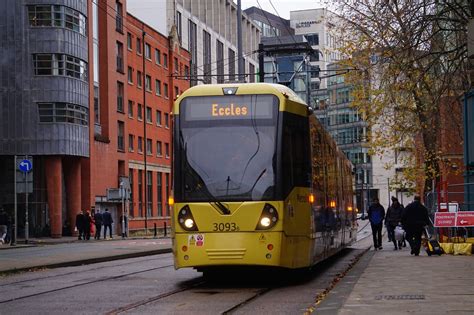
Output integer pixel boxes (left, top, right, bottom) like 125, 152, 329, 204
258, 43, 265, 83
142, 28, 148, 234
237, 0, 244, 82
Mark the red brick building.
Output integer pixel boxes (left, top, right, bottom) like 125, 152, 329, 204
85, 1, 190, 236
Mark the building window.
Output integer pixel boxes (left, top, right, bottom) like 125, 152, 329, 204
128, 100, 134, 118
138, 170, 143, 216
127, 32, 132, 50
117, 81, 124, 112
188, 20, 198, 86
203, 30, 211, 84
136, 38, 142, 55
94, 85, 99, 124
146, 106, 152, 123
147, 171, 153, 217
137, 103, 143, 121
228, 48, 235, 81
145, 43, 151, 60
165, 143, 170, 158
157, 172, 162, 216
163, 53, 168, 68
216, 40, 224, 83
249, 63, 255, 83
137, 71, 142, 88
157, 141, 162, 156
28, 5, 87, 36
164, 113, 169, 128
129, 169, 134, 216
165, 173, 170, 215
117, 121, 125, 151
174, 86, 179, 99
155, 79, 161, 95
156, 110, 162, 126
164, 83, 168, 98
127, 66, 133, 83
304, 34, 319, 46
33, 54, 87, 81
128, 134, 134, 152
176, 11, 182, 40
145, 75, 152, 92
116, 41, 124, 72
38, 102, 88, 125
115, 1, 123, 33
155, 49, 161, 65
146, 138, 152, 155
138, 136, 143, 153
184, 65, 189, 79
174, 57, 179, 74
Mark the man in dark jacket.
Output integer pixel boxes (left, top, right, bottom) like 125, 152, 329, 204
386, 196, 404, 250
102, 208, 113, 239
94, 210, 103, 240
402, 195, 430, 256
368, 198, 385, 250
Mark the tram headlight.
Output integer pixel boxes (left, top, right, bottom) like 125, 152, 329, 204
260, 217, 271, 227
256, 203, 279, 230
184, 219, 195, 229
178, 205, 199, 231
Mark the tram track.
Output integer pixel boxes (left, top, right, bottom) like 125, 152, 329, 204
1, 255, 168, 286
0, 263, 175, 304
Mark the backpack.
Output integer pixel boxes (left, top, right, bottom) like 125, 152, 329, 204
370, 207, 383, 224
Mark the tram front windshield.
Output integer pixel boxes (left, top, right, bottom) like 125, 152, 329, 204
178, 95, 278, 202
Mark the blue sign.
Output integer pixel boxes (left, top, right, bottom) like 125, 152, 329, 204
19, 159, 32, 173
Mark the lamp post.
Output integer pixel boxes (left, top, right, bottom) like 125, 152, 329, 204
120, 182, 125, 239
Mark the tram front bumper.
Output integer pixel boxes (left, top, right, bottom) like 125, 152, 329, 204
173, 231, 282, 269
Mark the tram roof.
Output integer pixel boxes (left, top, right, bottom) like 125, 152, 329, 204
175, 83, 306, 106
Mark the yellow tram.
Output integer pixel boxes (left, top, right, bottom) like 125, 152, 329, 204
171, 83, 356, 272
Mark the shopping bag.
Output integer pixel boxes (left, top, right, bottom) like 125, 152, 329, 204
394, 225, 405, 242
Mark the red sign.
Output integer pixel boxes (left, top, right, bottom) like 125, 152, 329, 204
434, 212, 456, 227
456, 212, 474, 227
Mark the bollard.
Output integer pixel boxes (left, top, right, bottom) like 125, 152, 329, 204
154, 223, 157, 238
164, 222, 167, 237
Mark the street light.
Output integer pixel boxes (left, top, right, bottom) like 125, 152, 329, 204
120, 182, 125, 239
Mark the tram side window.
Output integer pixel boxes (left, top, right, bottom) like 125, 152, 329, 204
282, 114, 310, 197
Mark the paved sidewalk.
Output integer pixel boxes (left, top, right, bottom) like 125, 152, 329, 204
317, 240, 474, 314
0, 237, 172, 273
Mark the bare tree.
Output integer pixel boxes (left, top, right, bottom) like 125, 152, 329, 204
336, 0, 470, 194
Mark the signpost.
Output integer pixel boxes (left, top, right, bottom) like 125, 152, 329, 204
18, 157, 32, 244
434, 211, 474, 227
434, 212, 456, 227
455, 211, 474, 227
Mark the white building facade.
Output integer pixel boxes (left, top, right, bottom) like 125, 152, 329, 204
128, 0, 261, 85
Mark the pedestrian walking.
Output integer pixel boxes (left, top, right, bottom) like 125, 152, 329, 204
0, 207, 8, 244
402, 195, 430, 256
94, 210, 103, 240
75, 210, 85, 240
83, 210, 92, 240
386, 196, 404, 250
102, 208, 113, 239
368, 198, 385, 250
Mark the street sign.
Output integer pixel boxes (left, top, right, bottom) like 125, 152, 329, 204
434, 212, 456, 227
440, 202, 459, 212
455, 211, 474, 227
19, 159, 32, 173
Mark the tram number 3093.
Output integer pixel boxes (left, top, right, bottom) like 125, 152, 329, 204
213, 222, 240, 232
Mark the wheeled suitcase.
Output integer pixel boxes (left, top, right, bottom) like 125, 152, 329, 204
424, 239, 444, 256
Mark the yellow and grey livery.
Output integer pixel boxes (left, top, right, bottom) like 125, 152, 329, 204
171, 83, 355, 272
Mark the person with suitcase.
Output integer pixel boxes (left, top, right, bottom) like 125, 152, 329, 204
402, 195, 430, 256
386, 196, 404, 250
